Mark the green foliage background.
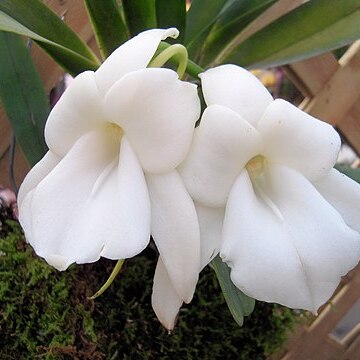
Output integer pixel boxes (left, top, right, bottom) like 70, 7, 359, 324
0, 212, 299, 359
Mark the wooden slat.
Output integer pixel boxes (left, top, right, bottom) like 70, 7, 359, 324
344, 331, 360, 359
342, 323, 360, 347
286, 47, 360, 154
304, 41, 360, 126
280, 265, 360, 360
285, 53, 338, 97
340, 103, 360, 152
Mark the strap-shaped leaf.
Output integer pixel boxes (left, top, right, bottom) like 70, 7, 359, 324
84, 0, 129, 59
122, 0, 157, 37
210, 255, 255, 326
185, 0, 228, 44
218, 0, 360, 68
0, 32, 48, 166
198, 0, 277, 66
184, 0, 229, 59
156, 0, 186, 43
0, 0, 100, 74
0, 0, 97, 60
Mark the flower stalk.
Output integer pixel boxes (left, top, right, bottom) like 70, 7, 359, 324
88, 259, 125, 299
153, 42, 204, 79
149, 44, 189, 79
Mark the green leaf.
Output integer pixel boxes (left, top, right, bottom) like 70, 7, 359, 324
184, 0, 229, 59
84, 0, 129, 59
156, 0, 186, 43
218, 0, 360, 69
122, 0, 157, 37
198, 0, 277, 66
0, 0, 100, 74
0, 0, 97, 60
335, 165, 360, 184
185, 0, 228, 44
210, 255, 255, 326
0, 32, 48, 166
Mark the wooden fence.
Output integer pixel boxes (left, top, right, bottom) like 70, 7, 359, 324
0, 1, 359, 358
274, 266, 360, 360
275, 25, 360, 360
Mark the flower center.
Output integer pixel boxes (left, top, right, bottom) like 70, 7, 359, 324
105, 122, 124, 141
245, 155, 284, 221
245, 155, 266, 179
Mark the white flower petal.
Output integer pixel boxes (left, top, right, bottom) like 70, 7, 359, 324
99, 136, 151, 259
45, 71, 105, 157
221, 165, 360, 312
29, 131, 115, 267
28, 132, 150, 269
104, 68, 200, 174
200, 65, 273, 126
146, 170, 200, 303
179, 104, 263, 207
221, 170, 312, 310
19, 189, 35, 245
258, 99, 341, 181
18, 151, 61, 208
195, 203, 225, 270
95, 28, 179, 95
314, 168, 360, 233
152, 257, 183, 330
19, 151, 61, 246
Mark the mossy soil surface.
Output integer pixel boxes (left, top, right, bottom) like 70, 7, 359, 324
0, 206, 299, 359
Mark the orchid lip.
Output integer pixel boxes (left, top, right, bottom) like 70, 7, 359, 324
245, 154, 266, 179
105, 122, 124, 139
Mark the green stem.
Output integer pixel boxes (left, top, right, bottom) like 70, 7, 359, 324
153, 42, 204, 79
88, 259, 125, 300
186, 59, 205, 79
149, 44, 188, 78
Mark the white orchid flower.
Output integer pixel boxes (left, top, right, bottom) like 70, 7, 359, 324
180, 64, 360, 313
17, 29, 201, 325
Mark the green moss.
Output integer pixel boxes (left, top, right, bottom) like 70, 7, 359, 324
0, 219, 300, 359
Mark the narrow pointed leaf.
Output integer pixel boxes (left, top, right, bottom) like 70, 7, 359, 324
198, 0, 277, 66
0, 32, 48, 166
84, 0, 129, 58
0, 0, 98, 60
0, 0, 100, 74
210, 255, 255, 326
184, 0, 229, 59
185, 0, 228, 44
218, 0, 360, 68
122, 0, 157, 37
156, 0, 186, 43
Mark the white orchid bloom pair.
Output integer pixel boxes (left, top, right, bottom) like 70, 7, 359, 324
18, 28, 360, 330
18, 29, 201, 323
